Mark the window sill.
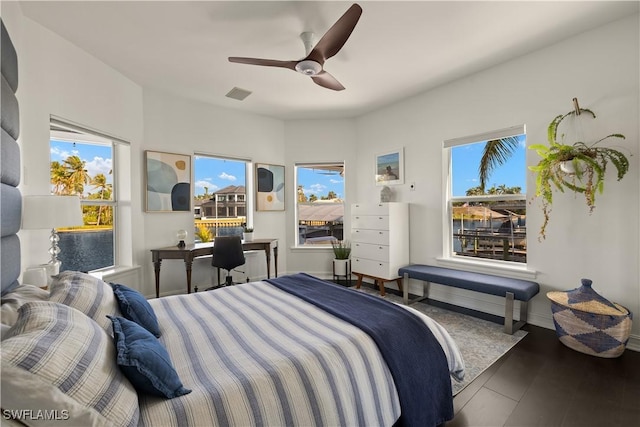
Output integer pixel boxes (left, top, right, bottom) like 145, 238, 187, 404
290, 246, 334, 253
435, 256, 537, 280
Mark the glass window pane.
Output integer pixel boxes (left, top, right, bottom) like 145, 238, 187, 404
50, 139, 113, 200
296, 164, 345, 246
50, 136, 115, 272
194, 155, 247, 241
58, 206, 114, 272
449, 134, 527, 264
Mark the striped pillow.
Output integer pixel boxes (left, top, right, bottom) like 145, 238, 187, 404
49, 271, 121, 331
1, 301, 139, 427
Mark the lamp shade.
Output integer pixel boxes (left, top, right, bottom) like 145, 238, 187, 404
22, 195, 84, 230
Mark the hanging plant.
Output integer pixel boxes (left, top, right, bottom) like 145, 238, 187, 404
529, 106, 628, 241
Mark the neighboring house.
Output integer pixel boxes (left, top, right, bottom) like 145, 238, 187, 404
197, 186, 246, 219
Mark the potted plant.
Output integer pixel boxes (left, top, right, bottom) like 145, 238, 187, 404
242, 225, 254, 242
331, 239, 351, 278
529, 107, 629, 240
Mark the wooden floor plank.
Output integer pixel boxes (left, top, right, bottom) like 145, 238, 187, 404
451, 325, 640, 427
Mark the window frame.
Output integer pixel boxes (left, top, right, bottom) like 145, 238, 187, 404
193, 153, 253, 237
443, 125, 528, 269
294, 161, 346, 248
49, 117, 129, 273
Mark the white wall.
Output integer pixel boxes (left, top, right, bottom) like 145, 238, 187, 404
7, 9, 145, 281
142, 89, 286, 296
283, 119, 358, 278
354, 14, 640, 342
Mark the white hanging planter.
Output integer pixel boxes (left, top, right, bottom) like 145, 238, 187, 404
560, 159, 584, 175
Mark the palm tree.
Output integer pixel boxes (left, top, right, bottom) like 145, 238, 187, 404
90, 173, 112, 225
478, 137, 520, 192
63, 155, 90, 195
50, 160, 70, 195
465, 186, 485, 196
297, 185, 307, 202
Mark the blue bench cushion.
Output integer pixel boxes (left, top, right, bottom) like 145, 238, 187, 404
398, 265, 539, 301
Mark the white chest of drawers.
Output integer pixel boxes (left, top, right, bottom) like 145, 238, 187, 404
351, 202, 409, 295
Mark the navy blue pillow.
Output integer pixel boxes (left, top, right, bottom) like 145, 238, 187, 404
108, 316, 191, 399
111, 283, 161, 337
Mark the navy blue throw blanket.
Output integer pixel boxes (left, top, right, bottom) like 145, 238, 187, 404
266, 273, 453, 427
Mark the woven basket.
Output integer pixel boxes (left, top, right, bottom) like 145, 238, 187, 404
547, 279, 633, 358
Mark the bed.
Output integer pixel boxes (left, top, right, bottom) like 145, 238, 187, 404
2, 271, 464, 427
0, 18, 464, 427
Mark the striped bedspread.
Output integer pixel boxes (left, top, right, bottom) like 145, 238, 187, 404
142, 281, 402, 426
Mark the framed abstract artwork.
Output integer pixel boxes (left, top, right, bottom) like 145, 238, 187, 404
375, 148, 404, 186
145, 150, 192, 212
255, 163, 285, 211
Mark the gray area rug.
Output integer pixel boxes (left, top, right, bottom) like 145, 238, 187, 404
350, 286, 527, 395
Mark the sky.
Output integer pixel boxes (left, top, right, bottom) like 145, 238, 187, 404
193, 156, 246, 197
51, 139, 525, 200
194, 156, 344, 199
50, 139, 112, 195
451, 135, 527, 197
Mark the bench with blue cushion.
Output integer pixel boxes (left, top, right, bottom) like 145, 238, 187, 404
398, 264, 539, 334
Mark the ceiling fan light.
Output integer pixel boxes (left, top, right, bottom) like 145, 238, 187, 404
295, 60, 322, 76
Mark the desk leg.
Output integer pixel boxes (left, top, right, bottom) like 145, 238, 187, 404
273, 245, 278, 277
184, 260, 193, 294
153, 259, 161, 298
264, 246, 271, 279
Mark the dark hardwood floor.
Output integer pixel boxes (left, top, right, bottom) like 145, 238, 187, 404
449, 324, 640, 427
337, 280, 639, 426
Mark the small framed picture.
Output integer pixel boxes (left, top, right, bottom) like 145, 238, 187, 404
375, 148, 404, 186
255, 163, 285, 211
145, 150, 192, 212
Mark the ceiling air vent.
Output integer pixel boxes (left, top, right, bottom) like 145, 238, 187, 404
225, 87, 252, 101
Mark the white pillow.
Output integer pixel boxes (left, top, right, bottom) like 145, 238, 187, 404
1, 284, 49, 333
48, 271, 121, 331
2, 301, 139, 427
1, 361, 112, 427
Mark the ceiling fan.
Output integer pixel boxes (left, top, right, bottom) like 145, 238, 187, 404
228, 3, 362, 91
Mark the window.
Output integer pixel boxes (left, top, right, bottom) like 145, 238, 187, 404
445, 126, 527, 264
50, 122, 121, 272
193, 154, 251, 242
295, 162, 345, 246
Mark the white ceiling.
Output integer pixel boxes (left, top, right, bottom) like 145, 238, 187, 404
19, 1, 639, 120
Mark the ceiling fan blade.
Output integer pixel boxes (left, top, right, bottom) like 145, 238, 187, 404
311, 71, 345, 91
228, 57, 297, 71
306, 3, 362, 64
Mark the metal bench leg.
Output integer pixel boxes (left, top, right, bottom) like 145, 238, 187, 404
504, 291, 527, 334
403, 273, 430, 305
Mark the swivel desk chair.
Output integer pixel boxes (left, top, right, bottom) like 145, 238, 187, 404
211, 235, 245, 287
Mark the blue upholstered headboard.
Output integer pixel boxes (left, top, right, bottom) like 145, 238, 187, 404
1, 19, 21, 296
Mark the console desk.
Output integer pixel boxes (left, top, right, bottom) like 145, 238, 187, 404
151, 239, 278, 298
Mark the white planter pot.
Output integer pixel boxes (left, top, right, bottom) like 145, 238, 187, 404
560, 159, 583, 175
243, 232, 253, 242
333, 258, 350, 276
